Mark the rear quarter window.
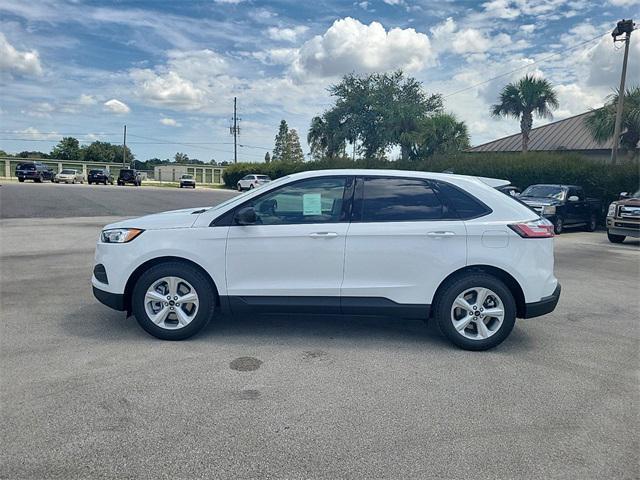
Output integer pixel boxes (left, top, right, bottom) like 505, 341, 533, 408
433, 181, 492, 220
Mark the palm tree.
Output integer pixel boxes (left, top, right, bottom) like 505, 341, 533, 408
491, 74, 559, 152
585, 87, 640, 158
410, 113, 470, 159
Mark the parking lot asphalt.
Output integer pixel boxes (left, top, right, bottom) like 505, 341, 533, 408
1, 183, 639, 479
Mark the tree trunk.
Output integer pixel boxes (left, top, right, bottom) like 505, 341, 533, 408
400, 143, 411, 162
520, 111, 533, 153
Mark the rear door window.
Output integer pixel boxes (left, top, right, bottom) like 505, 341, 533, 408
356, 177, 443, 222
433, 181, 491, 219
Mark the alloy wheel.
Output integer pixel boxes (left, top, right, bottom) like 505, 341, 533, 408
450, 287, 505, 340
144, 276, 200, 330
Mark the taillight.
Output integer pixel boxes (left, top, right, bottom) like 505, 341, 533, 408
508, 219, 554, 238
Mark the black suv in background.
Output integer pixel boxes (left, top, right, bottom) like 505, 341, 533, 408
88, 169, 114, 185
117, 169, 142, 186
15, 162, 55, 183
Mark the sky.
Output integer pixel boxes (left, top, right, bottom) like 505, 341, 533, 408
1, 0, 639, 163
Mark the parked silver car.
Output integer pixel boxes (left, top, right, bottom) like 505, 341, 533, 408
179, 174, 196, 188
54, 169, 84, 184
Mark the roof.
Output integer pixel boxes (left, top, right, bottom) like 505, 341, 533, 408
469, 111, 613, 152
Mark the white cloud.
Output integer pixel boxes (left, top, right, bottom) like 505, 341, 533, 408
267, 26, 309, 42
213, 0, 246, 3
252, 48, 297, 65
481, 0, 520, 19
607, 0, 639, 5
431, 18, 526, 55
16, 127, 59, 140
78, 94, 97, 105
103, 99, 131, 114
291, 17, 434, 78
160, 117, 181, 126
0, 32, 43, 76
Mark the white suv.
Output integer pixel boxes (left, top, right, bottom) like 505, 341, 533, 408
237, 174, 271, 191
92, 169, 560, 350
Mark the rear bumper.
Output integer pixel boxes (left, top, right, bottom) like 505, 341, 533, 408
93, 286, 125, 311
523, 284, 561, 319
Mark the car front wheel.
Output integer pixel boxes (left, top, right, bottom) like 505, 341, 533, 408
434, 273, 516, 351
553, 217, 563, 235
607, 231, 625, 243
132, 262, 216, 340
586, 214, 597, 232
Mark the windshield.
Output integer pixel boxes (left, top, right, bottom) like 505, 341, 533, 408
256, 175, 270, 180
209, 175, 290, 211
521, 185, 565, 200
182, 175, 193, 179
18, 164, 35, 170
60, 169, 76, 174
630, 189, 640, 199
89, 170, 103, 174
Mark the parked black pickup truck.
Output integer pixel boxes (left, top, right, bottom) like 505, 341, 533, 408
519, 184, 601, 234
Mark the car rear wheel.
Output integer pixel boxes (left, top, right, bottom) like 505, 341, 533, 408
585, 214, 597, 232
132, 262, 216, 340
607, 231, 625, 243
553, 217, 563, 235
35, 175, 43, 183
434, 273, 516, 351
18, 177, 24, 182
237, 184, 242, 191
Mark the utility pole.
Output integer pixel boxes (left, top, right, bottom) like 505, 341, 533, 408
611, 19, 634, 164
230, 97, 240, 164
122, 125, 127, 167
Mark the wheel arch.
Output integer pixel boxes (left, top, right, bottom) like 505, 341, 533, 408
431, 264, 526, 318
123, 256, 220, 314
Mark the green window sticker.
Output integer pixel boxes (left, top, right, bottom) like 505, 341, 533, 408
303, 193, 322, 215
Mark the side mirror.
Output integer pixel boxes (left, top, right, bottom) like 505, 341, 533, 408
234, 206, 257, 225
619, 192, 629, 200
568, 195, 579, 202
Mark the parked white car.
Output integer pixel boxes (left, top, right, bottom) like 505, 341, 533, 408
237, 174, 271, 191
54, 169, 84, 184
92, 169, 560, 350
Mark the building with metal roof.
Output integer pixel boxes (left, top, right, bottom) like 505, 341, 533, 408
468, 111, 613, 159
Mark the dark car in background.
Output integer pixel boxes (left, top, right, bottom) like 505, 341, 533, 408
117, 169, 142, 186
88, 169, 114, 185
179, 174, 196, 188
519, 184, 600, 234
15, 162, 55, 183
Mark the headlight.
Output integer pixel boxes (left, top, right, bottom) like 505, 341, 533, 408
607, 203, 616, 217
101, 228, 143, 243
542, 205, 556, 215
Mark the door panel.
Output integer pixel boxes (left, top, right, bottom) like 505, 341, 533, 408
225, 176, 351, 299
341, 176, 467, 306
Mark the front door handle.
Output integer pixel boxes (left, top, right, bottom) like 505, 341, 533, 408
427, 231, 456, 237
309, 232, 338, 238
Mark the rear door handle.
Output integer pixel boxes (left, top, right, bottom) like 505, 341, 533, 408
309, 232, 338, 238
427, 231, 456, 237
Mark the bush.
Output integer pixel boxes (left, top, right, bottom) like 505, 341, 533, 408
223, 153, 639, 210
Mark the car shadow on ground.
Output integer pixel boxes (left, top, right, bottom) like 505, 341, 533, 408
63, 302, 534, 353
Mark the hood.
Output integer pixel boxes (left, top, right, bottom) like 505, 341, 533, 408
104, 206, 211, 231
615, 197, 640, 206
520, 196, 561, 207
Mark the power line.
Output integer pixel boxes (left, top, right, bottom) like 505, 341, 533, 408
442, 32, 606, 99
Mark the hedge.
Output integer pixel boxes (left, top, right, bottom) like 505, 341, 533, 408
222, 152, 639, 211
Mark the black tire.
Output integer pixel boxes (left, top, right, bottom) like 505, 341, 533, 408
18, 177, 24, 183
237, 184, 242, 192
553, 217, 563, 235
433, 273, 517, 351
585, 213, 597, 232
132, 262, 216, 340
249, 184, 254, 189
179, 184, 183, 188
35, 175, 43, 183
607, 231, 625, 243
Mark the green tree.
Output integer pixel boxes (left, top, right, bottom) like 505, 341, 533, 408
272, 120, 289, 161
585, 86, 640, 158
310, 71, 442, 160
409, 113, 470, 158
50, 137, 81, 160
287, 129, 305, 162
17, 151, 49, 159
491, 74, 559, 152
174, 152, 189, 163
82, 141, 117, 163
264, 152, 271, 163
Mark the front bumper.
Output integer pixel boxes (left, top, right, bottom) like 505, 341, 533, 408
523, 284, 561, 319
93, 286, 125, 311
607, 217, 640, 238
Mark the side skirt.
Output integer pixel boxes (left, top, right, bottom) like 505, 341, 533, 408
221, 296, 429, 319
